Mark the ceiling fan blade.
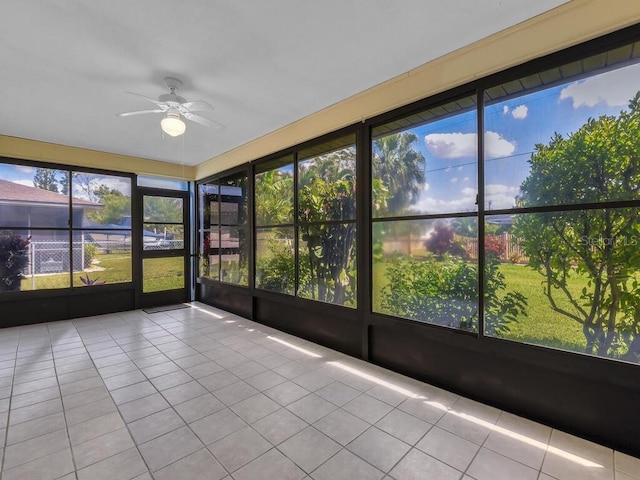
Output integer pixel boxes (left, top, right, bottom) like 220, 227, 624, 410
181, 100, 214, 112
125, 92, 165, 106
183, 112, 225, 131
117, 109, 165, 117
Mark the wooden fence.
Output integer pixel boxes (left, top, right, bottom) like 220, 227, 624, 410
381, 232, 528, 263
462, 232, 528, 263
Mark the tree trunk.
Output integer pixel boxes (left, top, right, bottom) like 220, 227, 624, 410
621, 335, 640, 363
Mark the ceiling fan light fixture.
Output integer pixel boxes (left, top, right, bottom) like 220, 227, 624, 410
161, 113, 186, 137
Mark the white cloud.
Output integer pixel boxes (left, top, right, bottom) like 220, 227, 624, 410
450, 177, 459, 183
72, 175, 131, 200
511, 105, 528, 119
425, 131, 515, 160
99, 177, 131, 195
503, 105, 510, 115
485, 184, 519, 195
560, 64, 640, 108
485, 184, 520, 210
410, 187, 477, 214
426, 133, 476, 159
463, 177, 470, 182
484, 131, 516, 159
15, 166, 34, 174
12, 179, 34, 187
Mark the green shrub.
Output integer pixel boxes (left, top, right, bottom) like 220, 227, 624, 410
83, 243, 98, 268
256, 238, 298, 295
380, 255, 526, 334
0, 232, 30, 292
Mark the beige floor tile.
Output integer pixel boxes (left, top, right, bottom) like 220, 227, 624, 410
2, 447, 74, 480
389, 448, 462, 480
232, 448, 306, 480
153, 448, 228, 480
279, 426, 342, 473
72, 427, 135, 469
0, 304, 634, 480
3, 427, 69, 469
68, 411, 126, 445
415, 426, 479, 471
174, 392, 225, 423
311, 449, 383, 480
118, 392, 169, 422
6, 411, 66, 446
138, 425, 204, 471
208, 426, 271, 472
128, 407, 185, 444
314, 409, 369, 446
347, 427, 411, 472
190, 408, 247, 445
76, 447, 148, 480
468, 448, 539, 480
375, 409, 432, 445
252, 408, 309, 445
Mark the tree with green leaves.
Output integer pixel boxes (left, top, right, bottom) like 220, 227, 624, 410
299, 148, 355, 188
254, 168, 294, 226
59, 171, 73, 195
371, 132, 427, 263
256, 134, 426, 306
33, 168, 59, 192
87, 188, 129, 226
81, 185, 130, 226
513, 93, 640, 362
142, 196, 182, 224
372, 132, 426, 215
298, 150, 357, 306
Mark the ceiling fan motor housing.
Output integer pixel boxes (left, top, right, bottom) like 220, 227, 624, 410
164, 76, 182, 92
160, 77, 186, 104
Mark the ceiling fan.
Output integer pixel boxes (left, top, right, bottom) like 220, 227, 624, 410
117, 77, 225, 137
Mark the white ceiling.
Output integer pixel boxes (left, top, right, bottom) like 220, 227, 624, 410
0, 0, 567, 167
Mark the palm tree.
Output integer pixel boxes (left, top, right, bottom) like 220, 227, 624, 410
372, 132, 426, 215
298, 149, 356, 188
254, 169, 294, 226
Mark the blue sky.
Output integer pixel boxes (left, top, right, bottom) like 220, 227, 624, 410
401, 62, 640, 214
0, 165, 131, 199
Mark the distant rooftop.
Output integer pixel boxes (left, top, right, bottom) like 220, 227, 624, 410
0, 179, 100, 207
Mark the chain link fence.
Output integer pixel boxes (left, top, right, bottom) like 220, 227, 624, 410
24, 239, 184, 277
26, 241, 81, 275
143, 239, 184, 250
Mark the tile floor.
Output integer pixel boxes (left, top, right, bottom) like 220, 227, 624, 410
0, 302, 638, 480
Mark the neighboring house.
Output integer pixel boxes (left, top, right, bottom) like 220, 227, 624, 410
84, 217, 166, 251
0, 179, 101, 234
0, 179, 102, 272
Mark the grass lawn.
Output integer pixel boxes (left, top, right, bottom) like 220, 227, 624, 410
498, 263, 586, 352
20, 252, 132, 290
20, 252, 184, 293
373, 259, 588, 353
143, 257, 185, 293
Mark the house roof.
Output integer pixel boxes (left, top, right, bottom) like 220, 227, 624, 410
0, 179, 101, 207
